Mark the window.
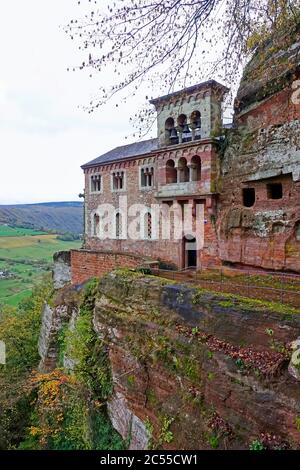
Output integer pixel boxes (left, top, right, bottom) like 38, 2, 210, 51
165, 110, 202, 146
165, 117, 177, 145
144, 212, 152, 239
190, 110, 201, 140
166, 159, 177, 184
141, 167, 154, 188
90, 174, 101, 192
177, 114, 187, 128
112, 171, 125, 191
267, 183, 282, 199
115, 212, 122, 239
190, 155, 201, 181
177, 157, 189, 183
243, 188, 255, 207
93, 214, 100, 237
178, 114, 191, 143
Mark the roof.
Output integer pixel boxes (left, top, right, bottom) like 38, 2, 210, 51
81, 138, 158, 169
149, 80, 229, 106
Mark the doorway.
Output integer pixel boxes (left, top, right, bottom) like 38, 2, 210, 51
183, 235, 197, 268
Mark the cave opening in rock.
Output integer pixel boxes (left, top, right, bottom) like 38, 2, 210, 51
242, 188, 255, 207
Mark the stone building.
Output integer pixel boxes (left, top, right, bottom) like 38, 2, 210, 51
71, 37, 300, 284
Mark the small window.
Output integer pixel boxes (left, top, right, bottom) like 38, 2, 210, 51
112, 171, 125, 191
144, 212, 152, 239
91, 174, 101, 192
141, 167, 154, 188
267, 183, 282, 199
243, 188, 255, 207
116, 212, 122, 239
93, 214, 100, 237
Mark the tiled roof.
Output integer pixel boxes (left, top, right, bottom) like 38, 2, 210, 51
81, 138, 158, 168
149, 80, 229, 105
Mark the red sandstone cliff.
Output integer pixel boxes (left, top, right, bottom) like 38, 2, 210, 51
39, 267, 300, 450
218, 29, 300, 272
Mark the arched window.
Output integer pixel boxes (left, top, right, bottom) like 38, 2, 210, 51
93, 213, 100, 237
166, 159, 177, 184
177, 157, 189, 183
141, 167, 154, 188
165, 117, 174, 131
165, 117, 178, 145
144, 212, 152, 239
177, 114, 187, 128
190, 155, 201, 181
178, 114, 191, 142
190, 110, 201, 140
116, 212, 122, 239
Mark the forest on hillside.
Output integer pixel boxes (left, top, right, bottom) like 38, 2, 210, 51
0, 202, 83, 235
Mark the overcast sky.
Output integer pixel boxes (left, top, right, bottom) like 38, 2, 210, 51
0, 1, 234, 205
0, 0, 150, 204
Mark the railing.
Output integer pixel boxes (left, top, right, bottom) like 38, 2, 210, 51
154, 265, 300, 308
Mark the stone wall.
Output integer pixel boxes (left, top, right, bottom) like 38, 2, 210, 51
84, 141, 220, 270
70, 248, 158, 284
53, 251, 71, 289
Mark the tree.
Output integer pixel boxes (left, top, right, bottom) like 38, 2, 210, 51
66, 0, 300, 130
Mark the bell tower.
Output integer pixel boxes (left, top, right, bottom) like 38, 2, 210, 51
150, 80, 228, 148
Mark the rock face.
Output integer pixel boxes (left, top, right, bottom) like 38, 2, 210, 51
39, 268, 300, 449
218, 31, 300, 272
288, 337, 300, 381
91, 273, 300, 449
39, 253, 81, 371
38, 301, 76, 372
53, 251, 72, 289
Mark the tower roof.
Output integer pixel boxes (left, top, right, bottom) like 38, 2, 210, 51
149, 79, 229, 107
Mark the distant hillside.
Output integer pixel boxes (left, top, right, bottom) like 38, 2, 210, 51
0, 201, 83, 235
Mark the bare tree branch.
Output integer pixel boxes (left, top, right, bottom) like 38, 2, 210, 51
65, 0, 300, 132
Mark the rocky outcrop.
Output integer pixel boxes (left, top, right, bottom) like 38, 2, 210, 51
53, 251, 72, 289
38, 268, 300, 449
218, 30, 300, 272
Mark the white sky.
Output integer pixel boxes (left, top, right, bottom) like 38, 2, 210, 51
0, 0, 235, 205
0, 0, 149, 204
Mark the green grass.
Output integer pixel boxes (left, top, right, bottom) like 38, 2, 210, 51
0, 233, 80, 306
0, 225, 46, 237
191, 287, 300, 316
197, 271, 300, 292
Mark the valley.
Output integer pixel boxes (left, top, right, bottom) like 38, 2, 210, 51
0, 226, 80, 306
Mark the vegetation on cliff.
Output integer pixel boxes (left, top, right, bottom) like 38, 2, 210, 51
0, 277, 124, 450
1, 269, 300, 450
0, 276, 53, 449
19, 279, 124, 450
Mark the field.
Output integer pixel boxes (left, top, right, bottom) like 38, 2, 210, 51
0, 225, 46, 237
0, 228, 81, 306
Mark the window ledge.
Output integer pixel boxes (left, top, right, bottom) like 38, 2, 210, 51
139, 186, 155, 191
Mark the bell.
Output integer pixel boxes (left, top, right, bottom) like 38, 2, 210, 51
170, 127, 177, 138
182, 123, 190, 134
170, 127, 178, 144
